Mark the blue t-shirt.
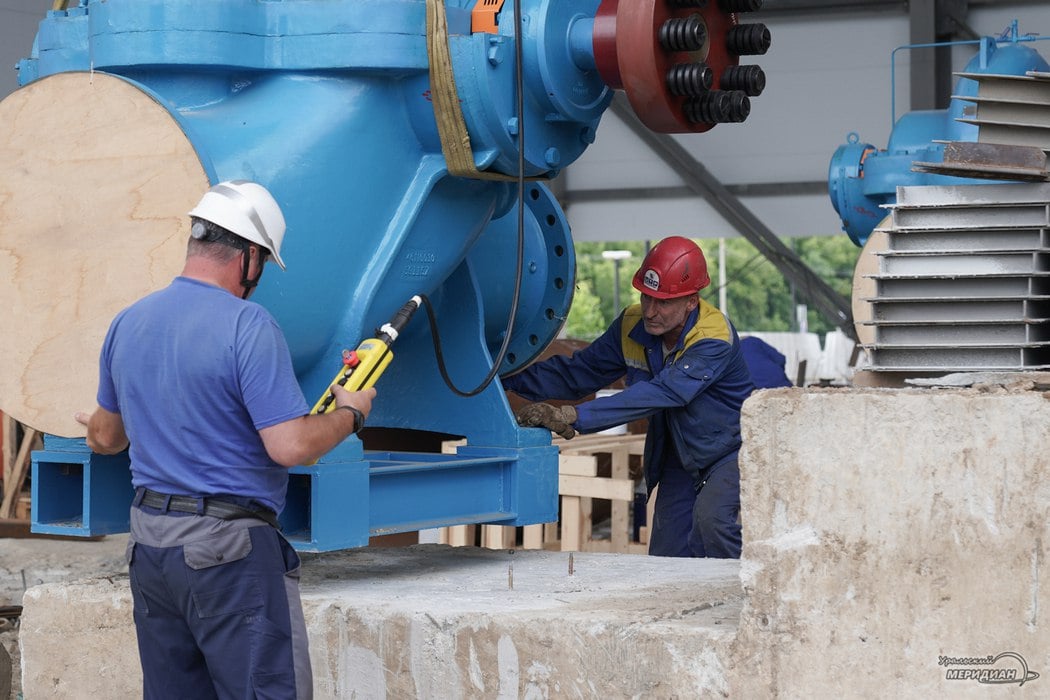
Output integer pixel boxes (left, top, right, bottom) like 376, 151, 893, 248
97, 277, 309, 513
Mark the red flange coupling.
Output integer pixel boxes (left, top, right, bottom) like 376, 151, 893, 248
592, 0, 769, 133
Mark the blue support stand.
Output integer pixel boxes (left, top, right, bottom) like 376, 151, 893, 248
31, 436, 136, 537
31, 432, 558, 552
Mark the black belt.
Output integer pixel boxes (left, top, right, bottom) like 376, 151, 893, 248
138, 488, 280, 530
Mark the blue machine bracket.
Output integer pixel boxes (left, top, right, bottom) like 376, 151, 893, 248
31, 437, 136, 537
33, 432, 557, 552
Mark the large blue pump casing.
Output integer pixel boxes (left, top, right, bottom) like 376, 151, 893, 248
18, 0, 603, 392
17, 0, 614, 548
828, 36, 1050, 246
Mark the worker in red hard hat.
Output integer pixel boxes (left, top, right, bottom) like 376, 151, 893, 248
76, 180, 375, 697
505, 236, 754, 558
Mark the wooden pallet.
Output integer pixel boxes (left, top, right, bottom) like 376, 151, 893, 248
555, 433, 650, 554
1, 413, 38, 520
436, 433, 653, 554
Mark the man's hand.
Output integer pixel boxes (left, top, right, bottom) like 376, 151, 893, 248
515, 403, 577, 440
330, 384, 375, 421
74, 407, 129, 455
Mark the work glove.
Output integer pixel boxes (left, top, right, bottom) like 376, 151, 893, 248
515, 403, 577, 440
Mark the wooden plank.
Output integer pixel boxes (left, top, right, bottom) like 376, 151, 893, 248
15, 496, 30, 521
522, 524, 544, 550
560, 496, 582, 552
1, 413, 15, 492
543, 520, 558, 545
558, 474, 633, 501
481, 525, 515, 550
0, 428, 38, 519
481, 525, 500, 549
440, 439, 467, 455
559, 454, 597, 477
0, 72, 210, 437
611, 499, 630, 552
607, 446, 631, 552
556, 434, 646, 455
443, 525, 474, 547
581, 496, 593, 547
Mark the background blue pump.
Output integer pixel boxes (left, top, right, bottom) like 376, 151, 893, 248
828, 25, 1050, 247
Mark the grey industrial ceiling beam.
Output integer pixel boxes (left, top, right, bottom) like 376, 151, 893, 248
608, 93, 857, 340
908, 0, 969, 110
757, 0, 1040, 14
565, 181, 828, 203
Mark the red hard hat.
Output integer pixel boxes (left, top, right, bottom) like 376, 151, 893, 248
632, 236, 710, 299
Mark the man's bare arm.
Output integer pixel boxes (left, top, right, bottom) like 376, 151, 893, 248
259, 386, 376, 467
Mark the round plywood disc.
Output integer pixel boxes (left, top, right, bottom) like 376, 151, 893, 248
0, 72, 208, 437
851, 221, 891, 347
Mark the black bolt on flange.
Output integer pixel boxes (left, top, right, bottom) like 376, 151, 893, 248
659, 14, 707, 53
726, 23, 770, 55
666, 62, 714, 96
684, 89, 750, 123
721, 64, 765, 96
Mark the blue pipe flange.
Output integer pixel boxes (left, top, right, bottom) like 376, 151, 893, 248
468, 182, 575, 375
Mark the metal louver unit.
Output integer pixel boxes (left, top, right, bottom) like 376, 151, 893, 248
861, 183, 1050, 371
955, 69, 1050, 151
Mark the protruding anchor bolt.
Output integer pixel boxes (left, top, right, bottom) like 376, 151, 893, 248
684, 90, 750, 124
666, 62, 714, 96
544, 147, 562, 167
726, 23, 771, 55
721, 64, 766, 96
658, 14, 706, 53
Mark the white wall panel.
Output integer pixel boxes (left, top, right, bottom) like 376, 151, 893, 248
0, 2, 49, 100
566, 191, 843, 242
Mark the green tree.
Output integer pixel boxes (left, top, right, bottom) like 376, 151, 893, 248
562, 277, 607, 340
566, 242, 647, 339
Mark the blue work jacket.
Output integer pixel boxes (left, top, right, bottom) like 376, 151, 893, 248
503, 298, 754, 492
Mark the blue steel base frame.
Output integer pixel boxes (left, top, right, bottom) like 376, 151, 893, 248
31, 433, 558, 552
31, 436, 137, 537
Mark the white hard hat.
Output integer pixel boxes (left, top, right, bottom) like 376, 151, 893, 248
188, 180, 287, 270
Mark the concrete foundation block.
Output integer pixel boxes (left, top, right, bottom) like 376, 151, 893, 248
734, 387, 1050, 697
21, 548, 740, 699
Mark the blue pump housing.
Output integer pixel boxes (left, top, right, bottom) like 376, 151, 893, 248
828, 29, 1050, 247
12, 0, 616, 549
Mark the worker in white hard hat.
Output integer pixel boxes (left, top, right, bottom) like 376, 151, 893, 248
505, 237, 754, 559
76, 180, 371, 698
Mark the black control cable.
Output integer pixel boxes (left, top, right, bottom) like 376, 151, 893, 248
422, 0, 528, 398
